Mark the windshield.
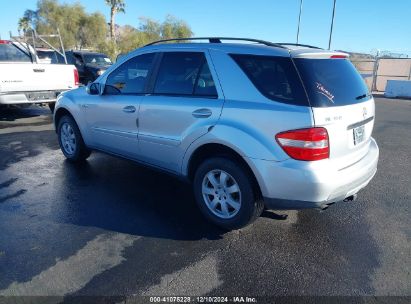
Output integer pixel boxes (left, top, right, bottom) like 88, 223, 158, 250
83, 54, 112, 65
294, 58, 370, 107
0, 43, 32, 62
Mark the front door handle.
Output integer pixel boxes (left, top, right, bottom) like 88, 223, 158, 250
123, 105, 136, 113
192, 108, 212, 118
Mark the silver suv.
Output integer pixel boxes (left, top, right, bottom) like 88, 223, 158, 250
54, 37, 379, 229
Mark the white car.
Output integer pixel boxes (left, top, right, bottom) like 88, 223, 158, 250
0, 40, 78, 112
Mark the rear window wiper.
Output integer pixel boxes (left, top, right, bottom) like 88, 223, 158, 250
355, 93, 370, 100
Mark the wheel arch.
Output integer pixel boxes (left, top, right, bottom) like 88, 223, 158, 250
54, 107, 88, 145
54, 107, 74, 132
186, 143, 263, 199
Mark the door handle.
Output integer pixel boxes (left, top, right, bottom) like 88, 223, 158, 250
192, 108, 212, 118
81, 104, 90, 108
123, 105, 136, 113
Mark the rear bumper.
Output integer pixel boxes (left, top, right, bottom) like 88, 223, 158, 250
246, 137, 379, 210
0, 91, 65, 105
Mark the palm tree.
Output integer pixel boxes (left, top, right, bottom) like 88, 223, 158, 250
105, 0, 126, 40
18, 17, 31, 35
18, 9, 37, 36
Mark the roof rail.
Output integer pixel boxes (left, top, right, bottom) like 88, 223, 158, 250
144, 37, 288, 49
276, 43, 322, 49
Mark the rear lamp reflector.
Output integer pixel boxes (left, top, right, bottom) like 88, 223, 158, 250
276, 127, 329, 161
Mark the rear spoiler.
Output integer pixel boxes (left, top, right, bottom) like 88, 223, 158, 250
291, 50, 349, 59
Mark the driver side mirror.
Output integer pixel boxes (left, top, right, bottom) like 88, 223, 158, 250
86, 82, 101, 95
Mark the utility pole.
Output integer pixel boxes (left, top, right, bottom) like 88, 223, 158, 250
328, 0, 337, 50
296, 0, 303, 44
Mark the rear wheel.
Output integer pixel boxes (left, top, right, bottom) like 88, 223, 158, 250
193, 157, 264, 230
57, 115, 91, 162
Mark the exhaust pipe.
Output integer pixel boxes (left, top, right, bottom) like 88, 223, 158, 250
320, 194, 358, 210
321, 202, 335, 210
343, 194, 358, 202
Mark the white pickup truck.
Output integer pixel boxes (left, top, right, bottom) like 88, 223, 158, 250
0, 39, 78, 112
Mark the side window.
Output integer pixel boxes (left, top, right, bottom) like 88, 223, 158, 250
73, 54, 84, 65
230, 54, 308, 106
154, 52, 217, 97
104, 53, 155, 95
194, 61, 218, 97
65, 53, 75, 65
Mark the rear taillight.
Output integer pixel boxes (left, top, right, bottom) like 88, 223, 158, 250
73, 68, 79, 86
276, 127, 329, 161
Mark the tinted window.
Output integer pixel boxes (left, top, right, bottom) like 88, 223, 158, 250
104, 53, 155, 95
230, 54, 308, 106
83, 54, 112, 65
154, 52, 205, 95
65, 53, 76, 65
73, 54, 84, 65
36, 50, 53, 60
0, 43, 31, 62
294, 58, 370, 107
194, 61, 218, 97
37, 50, 65, 64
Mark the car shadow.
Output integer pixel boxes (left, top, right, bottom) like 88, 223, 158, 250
260, 210, 288, 220
54, 155, 225, 241
52, 152, 296, 243
0, 105, 50, 122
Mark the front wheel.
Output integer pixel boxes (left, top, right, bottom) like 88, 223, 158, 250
57, 115, 91, 162
193, 157, 264, 230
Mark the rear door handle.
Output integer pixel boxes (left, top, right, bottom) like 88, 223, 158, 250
192, 108, 212, 118
123, 105, 136, 113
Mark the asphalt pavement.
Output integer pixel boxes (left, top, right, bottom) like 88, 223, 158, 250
0, 98, 410, 302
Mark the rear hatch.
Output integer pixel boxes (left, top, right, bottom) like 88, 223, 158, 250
292, 51, 375, 169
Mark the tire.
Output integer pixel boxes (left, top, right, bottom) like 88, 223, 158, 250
193, 157, 264, 230
57, 115, 91, 162
48, 102, 55, 113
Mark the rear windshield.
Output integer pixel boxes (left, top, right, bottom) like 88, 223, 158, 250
230, 54, 309, 106
294, 58, 370, 107
0, 43, 32, 62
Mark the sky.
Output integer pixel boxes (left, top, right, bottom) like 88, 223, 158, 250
1, 0, 410, 56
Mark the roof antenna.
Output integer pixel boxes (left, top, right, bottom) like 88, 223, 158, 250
328, 0, 337, 50
296, 0, 303, 44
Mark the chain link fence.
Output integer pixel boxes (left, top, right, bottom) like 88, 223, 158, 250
351, 57, 411, 92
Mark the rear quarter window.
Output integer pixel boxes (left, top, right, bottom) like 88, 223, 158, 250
294, 58, 370, 107
230, 54, 309, 106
